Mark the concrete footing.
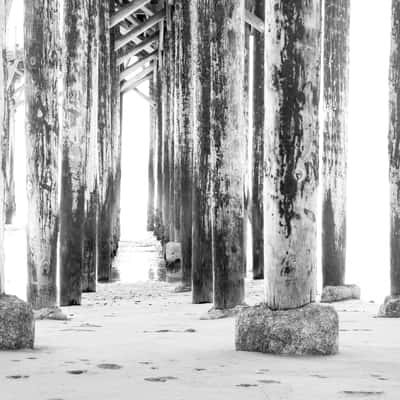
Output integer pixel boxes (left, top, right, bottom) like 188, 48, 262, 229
235, 303, 339, 355
33, 307, 69, 321
320, 284, 361, 303
165, 242, 182, 282
378, 296, 400, 317
200, 305, 248, 320
0, 295, 35, 350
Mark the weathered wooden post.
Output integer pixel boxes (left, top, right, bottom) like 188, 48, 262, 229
147, 77, 156, 231
0, 0, 5, 295
209, 0, 246, 311
60, 0, 89, 306
154, 61, 164, 239
110, 0, 121, 258
82, 0, 99, 293
236, 0, 338, 355
161, 24, 171, 243
191, 0, 213, 304
25, 0, 60, 309
251, 0, 265, 280
321, 0, 359, 303
380, 0, 400, 317
177, 0, 193, 291
4, 83, 16, 225
97, 0, 113, 281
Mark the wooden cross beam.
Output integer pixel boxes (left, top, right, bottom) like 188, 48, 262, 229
120, 64, 154, 93
117, 32, 159, 65
110, 0, 152, 28
245, 10, 264, 33
120, 50, 157, 81
133, 87, 155, 106
115, 9, 165, 51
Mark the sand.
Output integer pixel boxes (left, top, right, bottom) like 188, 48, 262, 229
1, 231, 400, 399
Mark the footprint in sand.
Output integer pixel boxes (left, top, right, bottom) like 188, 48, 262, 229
67, 370, 88, 375
236, 383, 258, 388
139, 361, 153, 365
310, 374, 328, 379
194, 368, 206, 372
340, 391, 384, 397
6, 375, 29, 380
97, 363, 122, 370
370, 374, 388, 381
258, 379, 281, 384
27, 357, 37, 360
145, 376, 178, 383
256, 369, 270, 374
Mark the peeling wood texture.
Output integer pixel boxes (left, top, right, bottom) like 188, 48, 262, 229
4, 84, 16, 224
172, 1, 182, 243
60, 0, 89, 306
97, 0, 113, 281
24, 0, 60, 309
210, 0, 246, 310
110, 1, 122, 259
82, 0, 99, 293
322, 0, 350, 288
0, 0, 5, 295
191, 0, 213, 304
251, 0, 265, 280
264, 0, 322, 310
389, 0, 400, 296
154, 63, 163, 239
161, 23, 171, 243
147, 76, 156, 231
178, 0, 193, 288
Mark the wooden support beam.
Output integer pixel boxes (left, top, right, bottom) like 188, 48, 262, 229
210, 0, 246, 310
82, 0, 100, 293
110, 0, 151, 28
133, 87, 155, 105
322, 0, 350, 289
178, 0, 193, 290
97, 0, 113, 282
251, 0, 265, 280
60, 0, 90, 306
264, 0, 322, 310
115, 9, 165, 51
192, 0, 213, 304
389, 0, 400, 297
120, 64, 154, 93
245, 9, 264, 33
119, 50, 157, 81
0, 0, 5, 294
147, 76, 156, 230
117, 33, 159, 65
25, 0, 60, 309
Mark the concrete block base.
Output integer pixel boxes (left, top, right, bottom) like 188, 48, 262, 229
0, 295, 35, 350
378, 296, 400, 317
235, 303, 339, 355
320, 284, 361, 303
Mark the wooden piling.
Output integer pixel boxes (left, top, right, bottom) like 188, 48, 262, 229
178, 0, 193, 289
4, 83, 16, 225
389, 0, 400, 296
147, 77, 156, 232
322, 0, 350, 288
154, 62, 164, 239
191, 0, 213, 304
210, 0, 246, 310
110, 1, 122, 258
0, 0, 5, 295
60, 0, 89, 306
97, 0, 113, 281
251, 0, 265, 280
264, 0, 322, 310
24, 0, 60, 309
82, 0, 99, 293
